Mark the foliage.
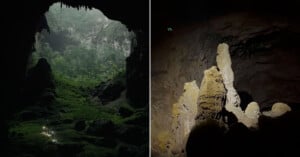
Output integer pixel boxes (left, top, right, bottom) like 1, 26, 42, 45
53, 74, 123, 122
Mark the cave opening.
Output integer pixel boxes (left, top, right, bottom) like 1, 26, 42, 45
28, 3, 132, 106
6, 2, 148, 157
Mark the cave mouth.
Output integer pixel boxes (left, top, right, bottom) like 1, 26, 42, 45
31, 3, 133, 87
7, 3, 146, 157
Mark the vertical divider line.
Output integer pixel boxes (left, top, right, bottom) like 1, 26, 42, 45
149, 0, 152, 156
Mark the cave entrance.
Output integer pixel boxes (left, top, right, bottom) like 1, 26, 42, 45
30, 2, 133, 106
28, 2, 134, 111
32, 2, 133, 87
9, 3, 142, 157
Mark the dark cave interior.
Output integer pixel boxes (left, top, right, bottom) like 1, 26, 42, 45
151, 0, 300, 156
1, 0, 148, 156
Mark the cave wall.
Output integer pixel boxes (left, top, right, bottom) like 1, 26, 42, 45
151, 10, 300, 156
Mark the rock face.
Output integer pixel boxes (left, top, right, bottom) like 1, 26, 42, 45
196, 66, 225, 122
170, 81, 199, 156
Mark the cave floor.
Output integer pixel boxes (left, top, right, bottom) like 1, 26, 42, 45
7, 76, 147, 157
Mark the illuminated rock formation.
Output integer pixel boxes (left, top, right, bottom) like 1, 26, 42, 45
216, 43, 260, 128
169, 67, 226, 156
196, 66, 226, 123
263, 102, 291, 118
216, 43, 294, 128
244, 102, 261, 127
216, 43, 240, 108
171, 81, 200, 156
245, 102, 260, 119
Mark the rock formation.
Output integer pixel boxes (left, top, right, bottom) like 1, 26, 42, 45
165, 43, 294, 157
196, 66, 226, 123
168, 66, 227, 156
216, 43, 260, 128
216, 43, 241, 109
216, 43, 292, 128
244, 102, 261, 127
170, 81, 199, 156
245, 102, 261, 119
262, 102, 291, 118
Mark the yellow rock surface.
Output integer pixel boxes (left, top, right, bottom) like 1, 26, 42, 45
197, 66, 226, 121
170, 80, 200, 155
263, 102, 291, 118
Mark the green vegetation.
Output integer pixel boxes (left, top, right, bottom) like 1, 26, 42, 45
7, 3, 146, 157
53, 74, 123, 123
8, 72, 130, 156
9, 121, 49, 146
30, 3, 133, 86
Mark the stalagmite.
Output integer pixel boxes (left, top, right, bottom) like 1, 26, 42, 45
216, 43, 260, 128
196, 66, 226, 123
